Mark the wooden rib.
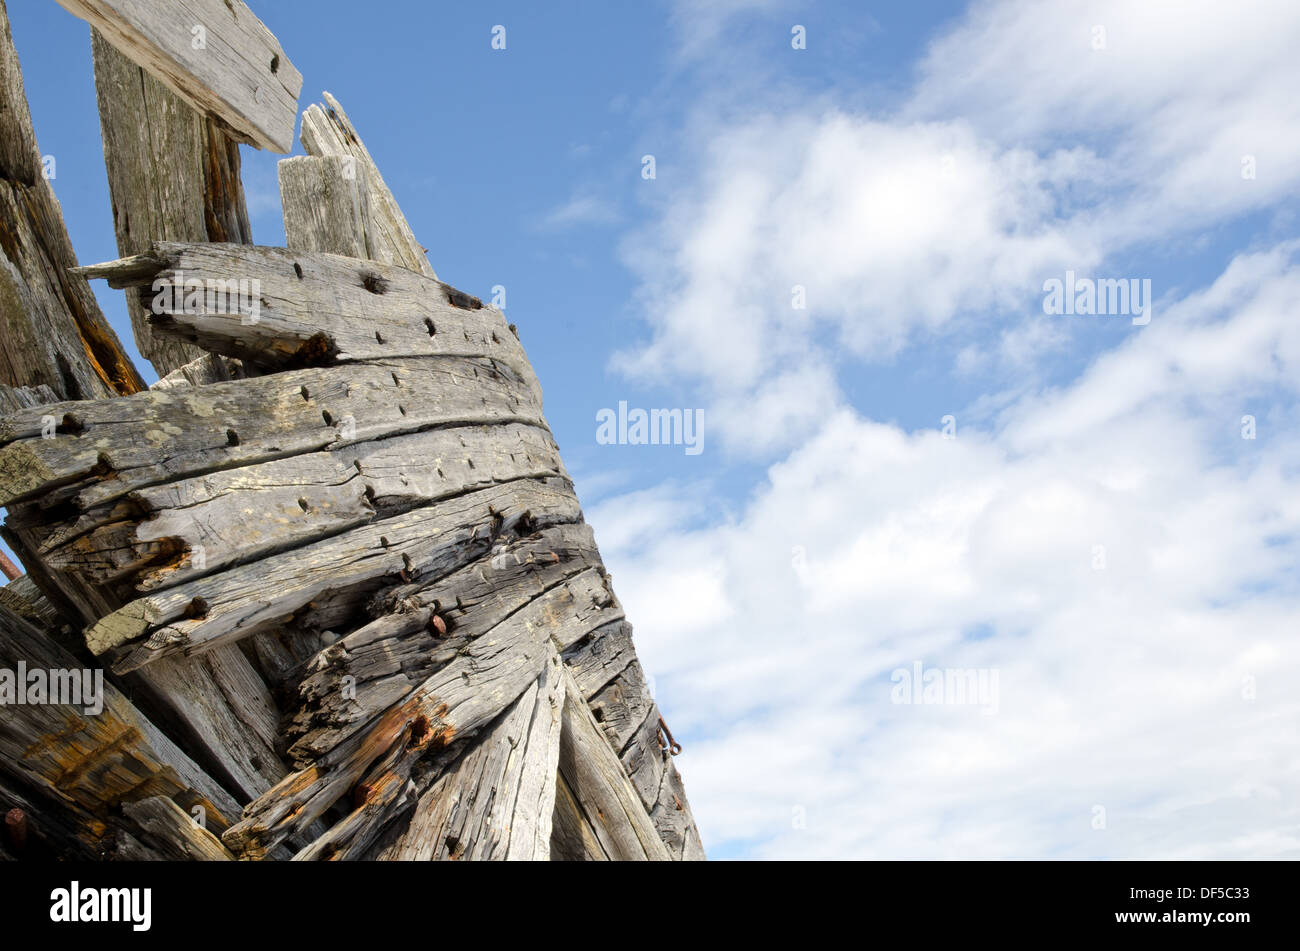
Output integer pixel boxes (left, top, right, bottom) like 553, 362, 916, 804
299, 93, 436, 278
74, 243, 534, 393
92, 477, 581, 666
0, 356, 541, 509
278, 155, 373, 261
53, 0, 302, 152
91, 29, 253, 375
0, 602, 241, 834
0, 1, 144, 400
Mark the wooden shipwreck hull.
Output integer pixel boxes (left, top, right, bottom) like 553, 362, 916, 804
0, 0, 702, 861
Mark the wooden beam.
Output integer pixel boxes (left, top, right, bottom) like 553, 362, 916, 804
0, 356, 542, 510
278, 155, 373, 261
0, 602, 242, 833
90, 478, 581, 666
555, 666, 670, 861
75, 243, 535, 394
316, 644, 565, 861
299, 94, 436, 278
54, 0, 302, 153
91, 29, 253, 376
223, 558, 612, 859
0, 0, 144, 400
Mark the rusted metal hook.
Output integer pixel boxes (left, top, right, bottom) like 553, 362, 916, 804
657, 715, 682, 756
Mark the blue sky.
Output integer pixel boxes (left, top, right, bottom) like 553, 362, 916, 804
9, 1, 1300, 859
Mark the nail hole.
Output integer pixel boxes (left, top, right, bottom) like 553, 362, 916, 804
226, 429, 240, 446
293, 262, 304, 279
270, 54, 280, 74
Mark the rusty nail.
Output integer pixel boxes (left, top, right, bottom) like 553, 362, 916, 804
430, 614, 447, 636
5, 808, 27, 851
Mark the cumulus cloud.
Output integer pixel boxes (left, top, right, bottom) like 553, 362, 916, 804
592, 0, 1300, 857
597, 244, 1300, 857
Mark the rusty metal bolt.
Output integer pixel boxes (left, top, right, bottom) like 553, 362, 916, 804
4, 808, 27, 851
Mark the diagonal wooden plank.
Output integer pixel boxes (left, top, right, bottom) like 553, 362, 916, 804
54, 0, 302, 152
0, 602, 241, 833
0, 0, 144, 400
91, 28, 253, 375
75, 243, 537, 395
309, 643, 565, 861
222, 562, 599, 859
299, 93, 436, 278
91, 477, 581, 666
0, 356, 541, 509
555, 665, 670, 861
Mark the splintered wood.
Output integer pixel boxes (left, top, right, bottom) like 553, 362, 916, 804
0, 0, 703, 861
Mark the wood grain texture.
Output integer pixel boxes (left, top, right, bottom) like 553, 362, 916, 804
75, 243, 536, 395
92, 29, 253, 375
222, 543, 598, 858
299, 93, 436, 278
556, 665, 670, 861
0, 0, 144, 401
54, 0, 302, 152
44, 421, 566, 593
0, 356, 541, 509
0, 602, 241, 833
278, 155, 372, 261
325, 644, 565, 861
92, 477, 581, 666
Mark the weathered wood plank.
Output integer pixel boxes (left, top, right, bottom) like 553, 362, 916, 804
129, 647, 285, 802
0, 356, 541, 509
0, 0, 144, 400
549, 771, 609, 861
46, 421, 566, 592
75, 243, 535, 394
93, 477, 581, 666
92, 29, 253, 375
563, 618, 705, 859
223, 557, 611, 859
299, 93, 436, 278
556, 665, 670, 861
150, 352, 247, 391
317, 644, 564, 861
278, 155, 372, 261
54, 0, 302, 152
286, 522, 601, 764
0, 601, 241, 833
120, 795, 234, 860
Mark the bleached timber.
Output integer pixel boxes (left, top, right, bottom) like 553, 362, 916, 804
0, 0, 704, 862
53, 0, 302, 152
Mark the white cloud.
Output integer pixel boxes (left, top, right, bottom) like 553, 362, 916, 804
595, 0, 1300, 857
599, 245, 1300, 857
540, 190, 619, 230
